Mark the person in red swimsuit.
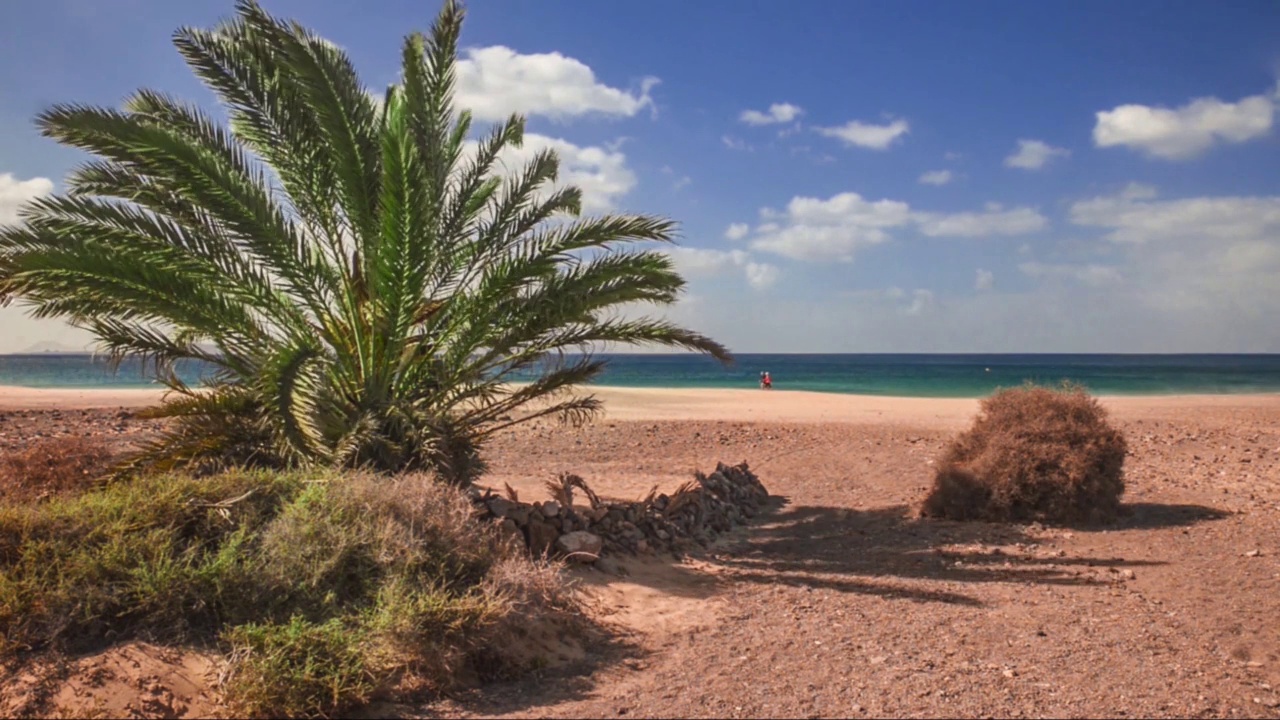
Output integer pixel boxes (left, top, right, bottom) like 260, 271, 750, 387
763, 371, 772, 389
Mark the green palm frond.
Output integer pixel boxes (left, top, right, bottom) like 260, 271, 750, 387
0, 0, 732, 485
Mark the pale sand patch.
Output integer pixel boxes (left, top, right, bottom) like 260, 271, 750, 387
585, 386, 1280, 429
0, 383, 1275, 427
0, 385, 163, 410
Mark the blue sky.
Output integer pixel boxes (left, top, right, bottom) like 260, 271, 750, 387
2, 0, 1279, 353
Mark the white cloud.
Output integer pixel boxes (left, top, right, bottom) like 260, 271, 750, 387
724, 222, 750, 241
748, 192, 911, 262
0, 173, 54, 225
735, 192, 1047, 262
456, 45, 657, 122
740, 102, 803, 126
1070, 191, 1280, 245
904, 289, 934, 316
1019, 261, 1123, 286
975, 268, 994, 290
671, 175, 691, 191
484, 133, 635, 212
1120, 182, 1158, 201
1093, 87, 1275, 160
666, 247, 778, 290
1063, 186, 1280, 328
816, 118, 910, 150
743, 262, 780, 289
915, 204, 1048, 237
1004, 139, 1070, 170
918, 169, 954, 186
721, 135, 752, 151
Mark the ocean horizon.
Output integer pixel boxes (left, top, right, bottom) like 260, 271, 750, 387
1, 352, 1278, 398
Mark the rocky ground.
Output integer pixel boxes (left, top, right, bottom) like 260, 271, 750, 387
1, 399, 1278, 718
433, 402, 1280, 719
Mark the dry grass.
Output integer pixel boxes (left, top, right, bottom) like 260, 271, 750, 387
0, 470, 586, 718
921, 383, 1128, 524
0, 437, 115, 503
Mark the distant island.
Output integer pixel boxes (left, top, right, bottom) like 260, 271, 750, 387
17, 341, 92, 354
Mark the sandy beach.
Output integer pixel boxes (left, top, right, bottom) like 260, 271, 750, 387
1, 382, 1276, 421
1, 385, 1279, 717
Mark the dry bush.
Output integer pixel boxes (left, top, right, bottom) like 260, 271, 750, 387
921, 383, 1128, 524
0, 437, 115, 502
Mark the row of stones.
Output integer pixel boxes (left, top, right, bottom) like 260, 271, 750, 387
468, 462, 770, 563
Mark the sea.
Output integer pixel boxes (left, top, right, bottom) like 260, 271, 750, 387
1, 353, 1279, 398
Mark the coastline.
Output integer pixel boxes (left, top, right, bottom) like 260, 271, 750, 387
1, 383, 1276, 427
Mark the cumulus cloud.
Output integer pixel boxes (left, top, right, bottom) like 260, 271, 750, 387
480, 133, 635, 212
1004, 139, 1070, 170
904, 289, 935, 316
1070, 190, 1280, 245
666, 247, 778, 290
975, 268, 994, 290
721, 135, 752, 151
740, 102, 803, 126
724, 222, 750, 241
1063, 186, 1280, 330
1092, 87, 1275, 160
1019, 261, 1123, 286
734, 193, 1047, 263
1120, 182, 1158, 201
743, 262, 780, 289
915, 203, 1048, 237
918, 169, 954, 186
0, 173, 54, 225
456, 46, 657, 122
747, 192, 912, 262
816, 118, 910, 150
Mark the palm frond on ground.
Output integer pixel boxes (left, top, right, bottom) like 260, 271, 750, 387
0, 0, 729, 483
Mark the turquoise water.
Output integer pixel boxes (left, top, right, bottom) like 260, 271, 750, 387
1, 353, 1279, 398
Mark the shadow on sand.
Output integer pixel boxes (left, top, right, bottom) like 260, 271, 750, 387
698, 496, 1227, 607
419, 495, 1227, 716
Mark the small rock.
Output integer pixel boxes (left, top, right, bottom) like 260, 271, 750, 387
486, 496, 515, 518
556, 531, 603, 562
1002, 669, 1017, 678
1121, 569, 1136, 580
1245, 549, 1261, 557
526, 517, 559, 556
541, 500, 561, 518
497, 518, 523, 545
509, 505, 531, 525
595, 556, 626, 576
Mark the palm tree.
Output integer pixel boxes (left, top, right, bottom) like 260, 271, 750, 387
0, 0, 729, 484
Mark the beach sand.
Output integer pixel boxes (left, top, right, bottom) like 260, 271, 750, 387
2, 385, 1279, 717
1, 382, 1274, 421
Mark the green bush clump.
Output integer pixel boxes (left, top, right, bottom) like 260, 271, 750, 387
921, 383, 1128, 524
0, 470, 579, 717
223, 617, 375, 718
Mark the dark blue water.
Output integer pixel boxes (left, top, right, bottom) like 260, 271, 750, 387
2, 353, 1279, 398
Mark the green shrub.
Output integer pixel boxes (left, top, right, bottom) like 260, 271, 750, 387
223, 616, 375, 719
0, 470, 580, 715
921, 383, 1128, 523
0, 470, 302, 651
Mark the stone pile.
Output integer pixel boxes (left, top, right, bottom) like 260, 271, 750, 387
469, 461, 769, 563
